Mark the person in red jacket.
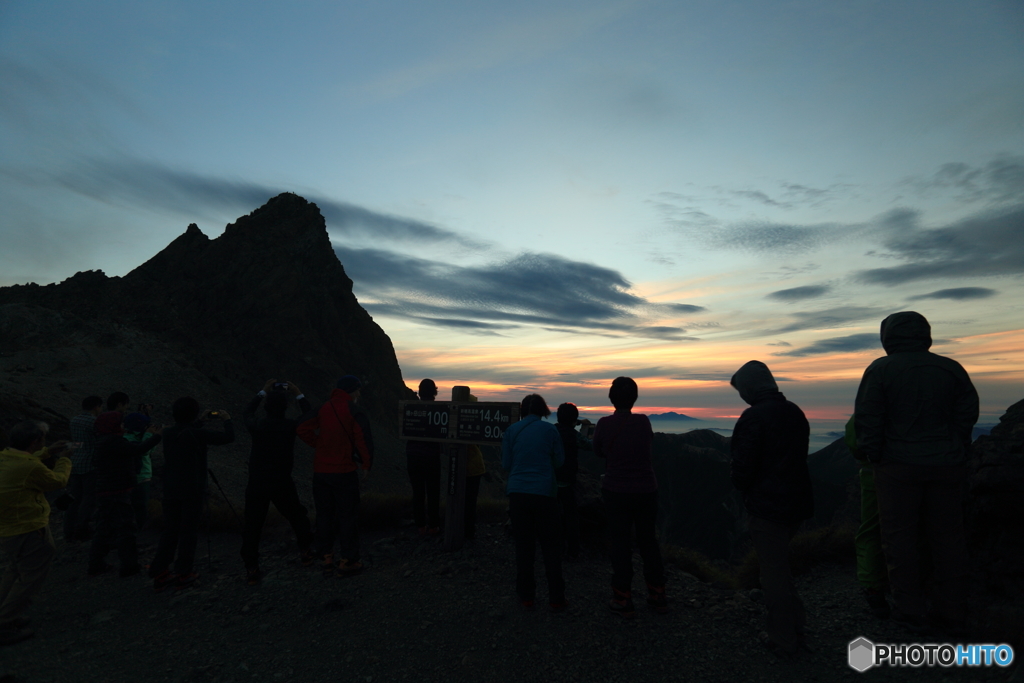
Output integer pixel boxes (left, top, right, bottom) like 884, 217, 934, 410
297, 376, 372, 577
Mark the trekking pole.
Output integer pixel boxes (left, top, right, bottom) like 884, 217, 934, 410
207, 467, 243, 529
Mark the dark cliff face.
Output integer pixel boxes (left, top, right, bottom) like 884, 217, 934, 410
0, 192, 414, 429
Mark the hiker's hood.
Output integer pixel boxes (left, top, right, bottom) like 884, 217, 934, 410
880, 311, 932, 354
730, 360, 780, 405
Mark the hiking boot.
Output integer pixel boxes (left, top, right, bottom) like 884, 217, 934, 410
0, 628, 34, 647
246, 567, 262, 586
175, 572, 199, 590
863, 588, 890, 619
520, 599, 535, 610
336, 559, 363, 576
609, 589, 636, 619
320, 554, 336, 578
299, 548, 317, 567
425, 527, 441, 536
152, 570, 177, 592
646, 583, 670, 614
549, 599, 569, 613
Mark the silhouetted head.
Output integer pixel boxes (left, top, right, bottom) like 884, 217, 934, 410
730, 361, 779, 405
107, 392, 130, 413
880, 311, 932, 355
123, 412, 150, 434
557, 402, 579, 425
172, 397, 201, 425
8, 420, 48, 452
609, 377, 638, 411
418, 378, 438, 401
337, 375, 362, 394
265, 391, 288, 418
521, 394, 551, 418
82, 396, 103, 414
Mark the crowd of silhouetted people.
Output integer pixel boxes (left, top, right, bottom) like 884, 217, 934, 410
0, 311, 979, 657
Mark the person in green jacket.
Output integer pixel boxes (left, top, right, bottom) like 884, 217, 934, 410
0, 421, 72, 646
854, 311, 978, 634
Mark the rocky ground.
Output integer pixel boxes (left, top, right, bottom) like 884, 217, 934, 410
0, 518, 1016, 683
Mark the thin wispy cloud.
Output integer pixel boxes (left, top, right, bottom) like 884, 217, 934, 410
34, 158, 488, 250
770, 306, 888, 334
904, 155, 1024, 205
908, 287, 998, 301
356, 0, 646, 100
856, 205, 1024, 285
774, 333, 880, 357
767, 285, 831, 302
337, 245, 705, 340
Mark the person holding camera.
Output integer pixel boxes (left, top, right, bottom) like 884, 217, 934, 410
0, 421, 72, 646
297, 376, 372, 578
149, 398, 234, 591
240, 380, 315, 585
88, 412, 163, 577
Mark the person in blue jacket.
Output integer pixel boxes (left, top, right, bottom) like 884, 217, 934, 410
501, 394, 565, 611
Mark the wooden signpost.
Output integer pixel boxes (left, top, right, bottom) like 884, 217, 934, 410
398, 386, 520, 551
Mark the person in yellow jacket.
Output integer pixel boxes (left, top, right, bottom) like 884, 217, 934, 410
0, 420, 72, 646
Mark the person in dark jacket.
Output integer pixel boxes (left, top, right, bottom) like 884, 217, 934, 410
854, 311, 978, 634
593, 378, 667, 617
730, 360, 812, 657
406, 379, 442, 536
239, 379, 315, 585
297, 376, 372, 577
88, 411, 162, 577
149, 397, 234, 591
554, 403, 590, 560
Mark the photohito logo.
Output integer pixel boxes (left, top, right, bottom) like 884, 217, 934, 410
848, 637, 1015, 671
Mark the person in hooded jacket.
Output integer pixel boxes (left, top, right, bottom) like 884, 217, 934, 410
854, 311, 978, 634
730, 360, 813, 658
88, 411, 163, 577
239, 379, 315, 585
297, 376, 372, 577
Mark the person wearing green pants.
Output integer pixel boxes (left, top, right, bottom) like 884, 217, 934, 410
845, 417, 890, 618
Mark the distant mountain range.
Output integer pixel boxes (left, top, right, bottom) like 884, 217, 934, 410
647, 411, 701, 421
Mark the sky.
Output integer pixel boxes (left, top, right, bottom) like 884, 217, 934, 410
2, 0, 1023, 431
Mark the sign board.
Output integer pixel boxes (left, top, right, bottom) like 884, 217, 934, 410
399, 400, 520, 446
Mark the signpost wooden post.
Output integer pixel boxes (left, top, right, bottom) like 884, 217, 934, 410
398, 388, 520, 552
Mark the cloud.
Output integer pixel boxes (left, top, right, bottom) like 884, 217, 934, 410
766, 341, 792, 347
855, 205, 1024, 285
663, 303, 708, 314
774, 333, 880, 357
341, 245, 701, 339
771, 306, 888, 334
908, 287, 998, 301
906, 155, 1024, 205
767, 285, 831, 302
36, 158, 487, 249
